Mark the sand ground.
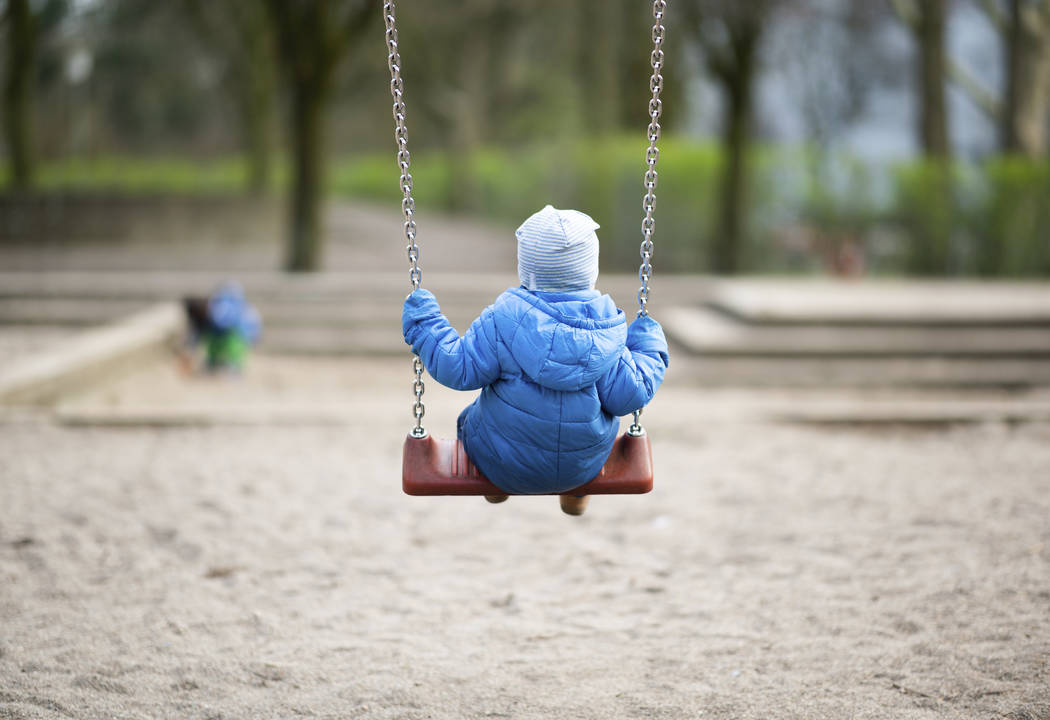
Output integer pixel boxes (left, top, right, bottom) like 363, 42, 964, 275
1, 354, 1048, 720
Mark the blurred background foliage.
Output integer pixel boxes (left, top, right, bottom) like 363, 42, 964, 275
2, 0, 1049, 276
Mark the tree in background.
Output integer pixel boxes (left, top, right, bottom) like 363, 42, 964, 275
685, 1, 774, 274
946, 0, 1050, 275
262, 0, 375, 272
779, 2, 884, 274
391, 0, 519, 212
891, 0, 953, 158
91, 1, 221, 154
999, 0, 1050, 154
442, 1, 513, 211
891, 0, 957, 275
2, 0, 36, 189
184, 0, 277, 195
2, 0, 71, 189
2, 0, 69, 189
574, 0, 684, 136
950, 0, 1050, 156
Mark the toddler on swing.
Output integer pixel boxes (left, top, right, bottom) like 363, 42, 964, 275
402, 205, 669, 515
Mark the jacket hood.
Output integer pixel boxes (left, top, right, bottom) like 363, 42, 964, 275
502, 287, 627, 391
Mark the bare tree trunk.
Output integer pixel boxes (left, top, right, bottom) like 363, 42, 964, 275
263, 0, 375, 273
244, 100, 272, 196
236, 8, 275, 196
3, 0, 36, 190
448, 22, 490, 213
1003, 0, 1027, 151
583, 0, 623, 134
686, 2, 767, 274
183, 0, 276, 195
237, 69, 274, 196
714, 73, 753, 274
917, 0, 951, 158
1002, 0, 1050, 155
897, 0, 954, 275
711, 17, 761, 275
287, 86, 324, 271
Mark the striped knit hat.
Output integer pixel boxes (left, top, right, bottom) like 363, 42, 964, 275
516, 205, 600, 292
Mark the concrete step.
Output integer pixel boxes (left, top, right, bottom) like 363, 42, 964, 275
5, 271, 1048, 387
708, 279, 1050, 326
670, 355, 1050, 388
0, 326, 72, 364
0, 271, 704, 306
0, 272, 683, 343
0, 297, 150, 326
663, 306, 1050, 358
0, 298, 504, 353
47, 353, 1050, 426
0, 270, 482, 300
0, 303, 184, 404
262, 326, 405, 355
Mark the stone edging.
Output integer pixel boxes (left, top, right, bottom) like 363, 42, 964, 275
0, 303, 186, 405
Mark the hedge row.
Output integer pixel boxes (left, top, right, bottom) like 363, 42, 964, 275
6, 140, 1048, 276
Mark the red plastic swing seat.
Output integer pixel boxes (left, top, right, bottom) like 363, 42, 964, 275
402, 431, 653, 496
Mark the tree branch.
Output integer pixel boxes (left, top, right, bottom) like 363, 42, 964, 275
261, 0, 293, 53
321, 0, 376, 75
341, 0, 375, 44
680, 0, 702, 33
696, 24, 736, 81
976, 0, 1007, 34
1020, 0, 1050, 36
889, 0, 919, 31
947, 56, 1001, 119
682, 3, 730, 81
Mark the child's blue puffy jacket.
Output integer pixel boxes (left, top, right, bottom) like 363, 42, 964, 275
402, 286, 669, 494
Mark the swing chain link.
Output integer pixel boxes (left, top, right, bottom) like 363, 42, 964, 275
384, 2, 421, 291
385, 1, 427, 438
411, 355, 426, 438
630, 0, 666, 437
637, 0, 666, 321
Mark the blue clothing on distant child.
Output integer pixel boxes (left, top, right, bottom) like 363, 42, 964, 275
401, 206, 669, 494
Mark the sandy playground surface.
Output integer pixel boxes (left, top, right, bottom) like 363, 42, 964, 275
1, 356, 1049, 719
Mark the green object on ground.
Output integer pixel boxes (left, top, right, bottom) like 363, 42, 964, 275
205, 331, 249, 371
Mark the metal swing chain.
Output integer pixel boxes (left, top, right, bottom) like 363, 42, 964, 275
386, 0, 664, 439
384, 1, 426, 438
630, 0, 667, 438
